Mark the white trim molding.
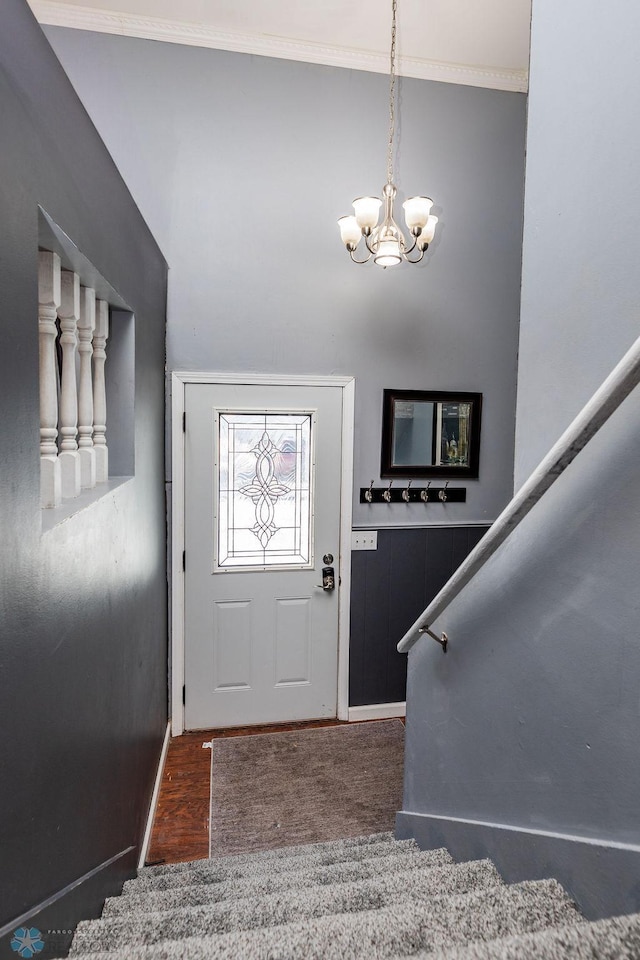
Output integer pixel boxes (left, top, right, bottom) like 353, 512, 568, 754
30, 1, 528, 93
171, 372, 355, 736
138, 719, 171, 869
349, 702, 406, 722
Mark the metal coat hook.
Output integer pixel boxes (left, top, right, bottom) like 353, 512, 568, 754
439, 481, 450, 503
402, 480, 412, 503
420, 481, 432, 503
383, 480, 393, 502
365, 479, 374, 503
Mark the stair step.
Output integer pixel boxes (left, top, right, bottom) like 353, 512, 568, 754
65, 879, 581, 960
140, 831, 396, 876
103, 849, 466, 919
408, 910, 640, 959
74, 859, 504, 951
122, 838, 426, 894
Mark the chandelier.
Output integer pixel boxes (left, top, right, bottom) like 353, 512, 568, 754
338, 0, 438, 267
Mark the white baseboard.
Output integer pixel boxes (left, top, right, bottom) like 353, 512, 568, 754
348, 702, 406, 722
138, 720, 171, 869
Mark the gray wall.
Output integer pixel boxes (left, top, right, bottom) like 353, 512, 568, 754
43, 28, 526, 708
400, 0, 640, 919
516, 0, 640, 480
0, 0, 167, 947
44, 28, 527, 528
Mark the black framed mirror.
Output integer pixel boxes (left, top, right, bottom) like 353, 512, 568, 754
381, 389, 482, 479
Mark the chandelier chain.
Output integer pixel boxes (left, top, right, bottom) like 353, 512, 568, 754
386, 0, 397, 185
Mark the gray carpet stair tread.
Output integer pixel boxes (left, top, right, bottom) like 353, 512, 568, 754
66, 879, 580, 960
140, 831, 396, 876
409, 911, 640, 960
103, 850, 476, 919
75, 860, 504, 950
122, 838, 428, 894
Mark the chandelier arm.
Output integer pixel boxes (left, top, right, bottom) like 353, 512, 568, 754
403, 247, 426, 264
403, 236, 418, 256
349, 248, 374, 265
363, 233, 378, 255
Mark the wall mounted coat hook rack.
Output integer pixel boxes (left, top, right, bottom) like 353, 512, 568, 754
359, 484, 466, 504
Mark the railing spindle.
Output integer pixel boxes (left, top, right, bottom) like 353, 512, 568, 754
38, 251, 62, 508
78, 286, 96, 489
58, 270, 81, 498
93, 299, 109, 483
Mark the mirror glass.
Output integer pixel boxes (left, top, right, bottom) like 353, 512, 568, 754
381, 390, 482, 478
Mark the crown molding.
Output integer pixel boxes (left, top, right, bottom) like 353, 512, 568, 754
30, 1, 528, 93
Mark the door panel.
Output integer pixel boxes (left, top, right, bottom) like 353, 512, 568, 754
213, 599, 252, 691
275, 597, 311, 686
184, 382, 343, 730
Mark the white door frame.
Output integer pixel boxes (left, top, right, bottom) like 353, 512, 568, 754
171, 372, 355, 736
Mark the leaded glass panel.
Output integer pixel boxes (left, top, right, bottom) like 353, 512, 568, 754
216, 412, 313, 570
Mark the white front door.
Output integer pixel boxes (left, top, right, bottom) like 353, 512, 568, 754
183, 381, 346, 730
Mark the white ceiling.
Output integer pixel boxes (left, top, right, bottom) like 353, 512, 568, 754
30, 0, 531, 92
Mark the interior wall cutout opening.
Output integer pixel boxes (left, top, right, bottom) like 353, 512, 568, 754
38, 208, 135, 519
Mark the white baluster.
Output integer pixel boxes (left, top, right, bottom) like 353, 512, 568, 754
77, 286, 96, 489
38, 251, 62, 508
58, 271, 81, 499
93, 299, 109, 483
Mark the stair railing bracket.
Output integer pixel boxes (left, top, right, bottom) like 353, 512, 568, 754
419, 626, 448, 653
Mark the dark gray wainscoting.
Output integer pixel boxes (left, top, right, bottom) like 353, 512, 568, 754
349, 526, 489, 706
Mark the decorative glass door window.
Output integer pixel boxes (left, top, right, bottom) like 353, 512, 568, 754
216, 412, 314, 570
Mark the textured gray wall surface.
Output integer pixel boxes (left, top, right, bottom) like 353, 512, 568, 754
401, 0, 640, 918
0, 0, 167, 941
515, 0, 640, 483
44, 27, 527, 527
396, 812, 640, 921
350, 526, 488, 705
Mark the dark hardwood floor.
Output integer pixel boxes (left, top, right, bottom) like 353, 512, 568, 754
147, 717, 404, 866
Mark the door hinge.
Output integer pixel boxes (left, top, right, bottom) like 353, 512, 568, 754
182, 550, 186, 572
182, 411, 186, 432
182, 684, 186, 705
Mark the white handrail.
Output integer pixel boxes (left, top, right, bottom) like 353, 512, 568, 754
398, 330, 640, 653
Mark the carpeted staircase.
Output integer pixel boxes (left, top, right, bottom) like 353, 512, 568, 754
64, 833, 640, 959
